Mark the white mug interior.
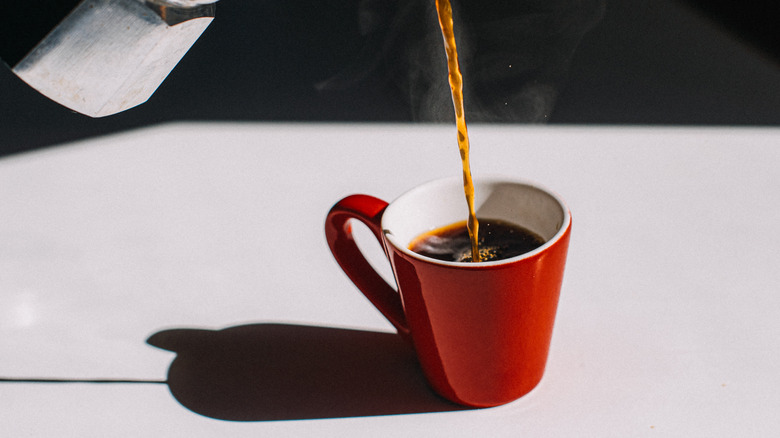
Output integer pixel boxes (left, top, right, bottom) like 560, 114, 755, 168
382, 176, 570, 266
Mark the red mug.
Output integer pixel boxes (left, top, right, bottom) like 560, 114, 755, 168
325, 176, 571, 407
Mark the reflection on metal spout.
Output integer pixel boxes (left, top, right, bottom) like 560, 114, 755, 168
151, 0, 219, 5
146, 0, 216, 26
10, 0, 216, 118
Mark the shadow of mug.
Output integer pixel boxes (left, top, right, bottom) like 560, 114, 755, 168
147, 323, 469, 421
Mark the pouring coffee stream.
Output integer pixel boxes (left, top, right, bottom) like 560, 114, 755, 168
435, 0, 480, 262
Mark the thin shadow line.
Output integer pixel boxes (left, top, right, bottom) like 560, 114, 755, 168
0, 378, 166, 384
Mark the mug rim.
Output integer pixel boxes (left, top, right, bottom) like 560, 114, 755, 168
381, 175, 571, 268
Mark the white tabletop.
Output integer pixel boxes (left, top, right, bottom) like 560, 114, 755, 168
1, 123, 778, 436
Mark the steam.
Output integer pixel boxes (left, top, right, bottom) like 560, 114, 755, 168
318, 0, 605, 122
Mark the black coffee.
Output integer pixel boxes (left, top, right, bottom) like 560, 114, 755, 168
409, 219, 545, 262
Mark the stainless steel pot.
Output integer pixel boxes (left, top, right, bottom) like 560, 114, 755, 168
2, 0, 219, 117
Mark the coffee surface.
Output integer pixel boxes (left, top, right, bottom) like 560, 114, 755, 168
409, 219, 545, 263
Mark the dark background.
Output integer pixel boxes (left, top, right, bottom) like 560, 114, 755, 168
1, 0, 778, 158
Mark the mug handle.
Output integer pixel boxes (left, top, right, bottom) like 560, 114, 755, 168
325, 194, 411, 341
